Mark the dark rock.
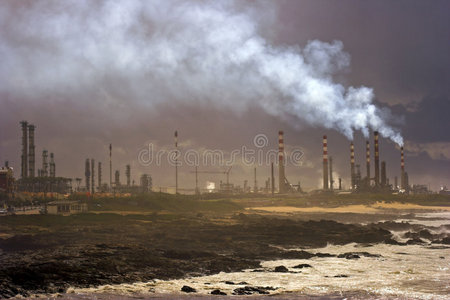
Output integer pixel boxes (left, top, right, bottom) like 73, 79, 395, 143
293, 264, 312, 269
224, 281, 235, 285
334, 274, 349, 278
418, 229, 434, 240
237, 281, 248, 285
384, 238, 405, 245
440, 237, 450, 244
274, 265, 289, 272
232, 286, 274, 295
181, 285, 196, 293
338, 253, 360, 259
406, 238, 426, 245
315, 252, 336, 257
337, 252, 380, 259
404, 229, 434, 240
280, 250, 315, 259
211, 289, 227, 295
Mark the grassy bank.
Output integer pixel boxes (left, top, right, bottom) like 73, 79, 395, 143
83, 193, 243, 213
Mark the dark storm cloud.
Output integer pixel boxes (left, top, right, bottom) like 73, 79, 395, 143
0, 0, 449, 190
275, 0, 450, 104
404, 95, 450, 143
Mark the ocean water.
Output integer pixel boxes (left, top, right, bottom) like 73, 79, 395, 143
66, 211, 450, 299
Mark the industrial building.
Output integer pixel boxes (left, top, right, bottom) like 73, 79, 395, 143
320, 130, 414, 194
0, 166, 14, 195
5, 120, 441, 199
46, 200, 88, 215
16, 121, 72, 194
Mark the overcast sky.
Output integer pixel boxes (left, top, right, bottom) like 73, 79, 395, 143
1, 0, 449, 191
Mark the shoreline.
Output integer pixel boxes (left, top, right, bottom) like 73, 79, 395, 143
247, 201, 450, 214
1, 197, 449, 299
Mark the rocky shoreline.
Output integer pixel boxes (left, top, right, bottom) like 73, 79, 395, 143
0, 212, 448, 298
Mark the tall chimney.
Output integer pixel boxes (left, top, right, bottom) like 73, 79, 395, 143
115, 170, 120, 187
329, 156, 334, 190
85, 159, 90, 192
400, 146, 405, 189
28, 124, 35, 177
49, 153, 55, 177
109, 144, 112, 190
338, 178, 342, 190
323, 135, 329, 190
271, 162, 275, 196
91, 159, 95, 194
98, 162, 102, 191
20, 121, 28, 178
278, 131, 286, 193
42, 150, 48, 177
350, 142, 355, 190
174, 131, 178, 194
366, 140, 370, 182
374, 131, 380, 186
126, 164, 131, 187
254, 167, 257, 193
404, 171, 409, 190
381, 161, 387, 186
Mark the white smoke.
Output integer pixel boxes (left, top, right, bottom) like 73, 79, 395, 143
0, 0, 403, 145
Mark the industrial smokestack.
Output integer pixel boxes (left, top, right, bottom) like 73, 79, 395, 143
381, 161, 387, 186
329, 156, 334, 190
254, 167, 257, 193
85, 159, 90, 192
278, 131, 286, 193
49, 153, 55, 177
323, 135, 328, 190
174, 131, 178, 194
126, 164, 131, 187
109, 144, 112, 190
366, 140, 370, 182
400, 146, 405, 189
404, 171, 409, 190
339, 178, 342, 190
271, 162, 274, 196
28, 124, 35, 178
91, 159, 95, 194
140, 174, 148, 193
374, 131, 380, 186
98, 162, 102, 191
350, 142, 355, 190
20, 121, 28, 178
42, 150, 48, 177
115, 170, 120, 187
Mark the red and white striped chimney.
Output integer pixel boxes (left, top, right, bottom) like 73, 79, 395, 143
323, 135, 328, 190
278, 131, 286, 193
374, 131, 380, 186
400, 146, 405, 189
366, 140, 370, 181
350, 142, 355, 189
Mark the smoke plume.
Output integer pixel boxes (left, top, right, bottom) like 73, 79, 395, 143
0, 0, 403, 145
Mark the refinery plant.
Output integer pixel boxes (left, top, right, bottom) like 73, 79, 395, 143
1, 120, 447, 208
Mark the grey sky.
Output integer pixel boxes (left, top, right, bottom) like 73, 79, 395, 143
1, 0, 449, 191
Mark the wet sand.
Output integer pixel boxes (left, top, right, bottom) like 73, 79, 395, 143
248, 201, 450, 214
